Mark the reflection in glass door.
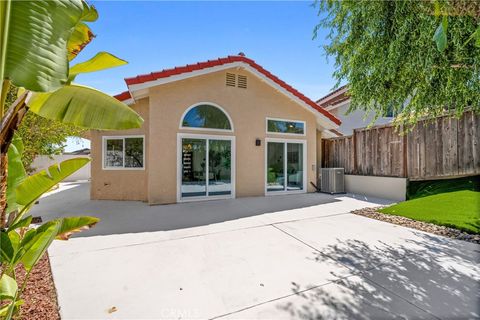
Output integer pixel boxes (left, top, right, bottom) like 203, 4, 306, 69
181, 137, 232, 199
181, 139, 206, 197
266, 141, 304, 193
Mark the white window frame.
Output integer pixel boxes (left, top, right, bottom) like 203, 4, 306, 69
264, 137, 307, 196
176, 133, 236, 203
266, 117, 306, 136
102, 135, 145, 170
179, 102, 234, 133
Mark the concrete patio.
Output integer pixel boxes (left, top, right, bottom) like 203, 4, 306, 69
33, 182, 480, 319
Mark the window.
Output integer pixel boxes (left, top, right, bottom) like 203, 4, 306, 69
181, 104, 232, 131
103, 136, 144, 169
266, 118, 305, 135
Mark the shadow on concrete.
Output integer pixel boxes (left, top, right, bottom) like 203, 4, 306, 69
29, 182, 343, 237
276, 233, 480, 319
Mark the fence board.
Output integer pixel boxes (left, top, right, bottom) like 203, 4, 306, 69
322, 111, 480, 180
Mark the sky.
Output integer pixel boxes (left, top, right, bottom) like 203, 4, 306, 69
66, 1, 338, 152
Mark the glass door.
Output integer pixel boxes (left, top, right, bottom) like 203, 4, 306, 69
181, 139, 207, 198
181, 137, 232, 199
266, 141, 304, 193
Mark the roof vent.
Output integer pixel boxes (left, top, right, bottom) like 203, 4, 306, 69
237, 75, 247, 89
226, 73, 236, 87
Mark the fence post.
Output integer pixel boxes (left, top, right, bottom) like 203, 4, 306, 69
402, 125, 408, 178
353, 129, 358, 175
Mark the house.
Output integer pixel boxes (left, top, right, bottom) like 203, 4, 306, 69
317, 85, 394, 136
90, 54, 341, 204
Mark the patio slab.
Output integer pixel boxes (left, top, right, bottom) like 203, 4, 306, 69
45, 183, 480, 319
224, 275, 434, 320
50, 225, 352, 319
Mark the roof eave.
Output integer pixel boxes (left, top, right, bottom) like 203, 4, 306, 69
126, 61, 340, 129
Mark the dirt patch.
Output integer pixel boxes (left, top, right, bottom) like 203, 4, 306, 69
352, 207, 480, 245
15, 254, 60, 320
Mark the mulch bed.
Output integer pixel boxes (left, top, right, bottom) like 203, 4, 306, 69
14, 254, 60, 320
352, 207, 480, 245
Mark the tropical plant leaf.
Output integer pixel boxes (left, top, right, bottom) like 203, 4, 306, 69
5, 0, 84, 91
433, 16, 448, 52
7, 215, 32, 231
0, 231, 14, 263
0, 274, 17, 300
6, 134, 26, 214
20, 221, 61, 271
81, 1, 98, 22
67, 22, 95, 61
0, 300, 24, 318
15, 158, 90, 207
27, 84, 143, 130
56, 216, 100, 240
69, 52, 127, 82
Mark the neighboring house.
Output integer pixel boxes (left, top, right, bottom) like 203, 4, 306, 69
90, 54, 341, 204
31, 148, 91, 181
317, 85, 394, 136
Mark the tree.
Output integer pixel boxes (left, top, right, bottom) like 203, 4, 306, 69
314, 0, 480, 126
0, 1, 143, 318
4, 86, 85, 172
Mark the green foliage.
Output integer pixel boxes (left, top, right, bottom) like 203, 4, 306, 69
15, 158, 90, 208
380, 190, 480, 234
6, 134, 25, 214
28, 84, 143, 130
407, 175, 480, 200
315, 0, 480, 125
4, 0, 84, 92
69, 51, 127, 82
17, 111, 85, 172
0, 1, 142, 318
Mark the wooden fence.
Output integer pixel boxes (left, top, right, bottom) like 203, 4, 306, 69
322, 111, 480, 180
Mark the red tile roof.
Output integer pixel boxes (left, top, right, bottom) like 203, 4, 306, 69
113, 91, 132, 102
124, 55, 341, 125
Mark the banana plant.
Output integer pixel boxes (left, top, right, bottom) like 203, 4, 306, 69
0, 0, 144, 225
0, 1, 143, 318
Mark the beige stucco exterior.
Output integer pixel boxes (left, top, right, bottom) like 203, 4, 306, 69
91, 67, 331, 204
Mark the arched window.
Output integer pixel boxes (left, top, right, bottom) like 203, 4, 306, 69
181, 104, 232, 131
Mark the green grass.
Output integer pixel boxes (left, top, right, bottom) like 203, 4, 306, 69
380, 190, 480, 234
407, 176, 480, 200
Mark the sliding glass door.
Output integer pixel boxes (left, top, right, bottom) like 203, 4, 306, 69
266, 140, 305, 193
180, 135, 233, 200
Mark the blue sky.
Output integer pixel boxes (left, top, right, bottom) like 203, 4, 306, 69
67, 1, 338, 151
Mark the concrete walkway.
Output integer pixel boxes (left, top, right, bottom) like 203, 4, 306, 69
34, 182, 480, 319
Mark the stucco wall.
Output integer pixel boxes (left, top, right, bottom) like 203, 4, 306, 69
331, 103, 393, 135
345, 174, 407, 202
90, 98, 150, 201
147, 68, 319, 204
91, 68, 326, 204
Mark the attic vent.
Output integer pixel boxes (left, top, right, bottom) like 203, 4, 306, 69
237, 75, 247, 89
226, 73, 236, 87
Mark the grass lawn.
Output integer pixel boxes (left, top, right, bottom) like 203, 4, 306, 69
379, 190, 480, 234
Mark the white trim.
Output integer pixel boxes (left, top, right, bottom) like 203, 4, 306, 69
265, 117, 306, 136
324, 98, 350, 111
127, 61, 339, 130
176, 133, 236, 203
102, 135, 145, 170
264, 138, 307, 196
122, 98, 135, 106
316, 86, 348, 106
179, 102, 234, 132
